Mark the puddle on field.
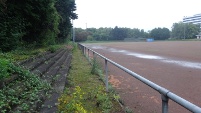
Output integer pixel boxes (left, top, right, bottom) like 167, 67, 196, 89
86, 45, 201, 69
105, 46, 164, 60
90, 45, 106, 49
162, 60, 201, 69
110, 49, 127, 53
127, 53, 164, 60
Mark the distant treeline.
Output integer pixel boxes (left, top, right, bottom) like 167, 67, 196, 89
0, 0, 77, 52
75, 23, 200, 42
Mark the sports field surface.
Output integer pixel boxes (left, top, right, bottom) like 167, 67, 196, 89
84, 41, 201, 113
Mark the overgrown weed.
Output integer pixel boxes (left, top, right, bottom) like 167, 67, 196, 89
48, 45, 62, 53
58, 45, 123, 113
0, 43, 68, 112
87, 46, 133, 113
0, 61, 51, 112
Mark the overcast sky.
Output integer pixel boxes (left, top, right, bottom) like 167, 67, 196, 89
73, 0, 201, 31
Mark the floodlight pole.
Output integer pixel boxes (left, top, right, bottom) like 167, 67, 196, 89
184, 23, 186, 40
183, 16, 186, 40
72, 20, 75, 43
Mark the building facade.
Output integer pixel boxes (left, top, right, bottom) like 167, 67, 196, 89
183, 13, 201, 24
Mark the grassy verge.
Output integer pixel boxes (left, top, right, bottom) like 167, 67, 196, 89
83, 40, 125, 43
58, 45, 123, 113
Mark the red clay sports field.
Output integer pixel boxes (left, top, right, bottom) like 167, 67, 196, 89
84, 41, 201, 113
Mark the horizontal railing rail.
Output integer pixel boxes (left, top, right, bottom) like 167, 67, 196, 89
78, 43, 201, 113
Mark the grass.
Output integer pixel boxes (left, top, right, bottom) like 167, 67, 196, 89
58, 45, 123, 113
82, 40, 124, 43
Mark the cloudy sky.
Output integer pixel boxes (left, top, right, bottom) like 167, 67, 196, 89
73, 0, 201, 31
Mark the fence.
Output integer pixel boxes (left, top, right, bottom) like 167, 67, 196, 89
78, 43, 201, 113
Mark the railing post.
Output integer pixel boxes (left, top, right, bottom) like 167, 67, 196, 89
105, 59, 108, 92
93, 51, 95, 59
84, 47, 86, 56
81, 45, 83, 53
93, 51, 96, 62
161, 94, 169, 113
82, 45, 84, 54
88, 49, 90, 60
82, 45, 84, 53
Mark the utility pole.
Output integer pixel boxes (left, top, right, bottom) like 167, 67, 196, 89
72, 20, 75, 43
184, 23, 185, 39
183, 16, 186, 40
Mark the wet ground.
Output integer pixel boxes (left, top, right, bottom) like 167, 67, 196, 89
84, 41, 201, 113
90, 45, 201, 69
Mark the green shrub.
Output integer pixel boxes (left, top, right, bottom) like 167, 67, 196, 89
91, 58, 101, 75
48, 45, 61, 53
0, 62, 51, 112
0, 59, 12, 80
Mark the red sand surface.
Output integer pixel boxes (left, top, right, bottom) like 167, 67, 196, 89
85, 41, 201, 113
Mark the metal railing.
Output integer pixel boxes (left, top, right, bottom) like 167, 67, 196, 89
78, 43, 201, 113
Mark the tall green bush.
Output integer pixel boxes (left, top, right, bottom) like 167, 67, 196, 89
0, 0, 77, 52
56, 0, 78, 43
0, 5, 26, 52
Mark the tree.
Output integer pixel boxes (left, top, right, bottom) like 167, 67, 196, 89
94, 28, 111, 41
56, 0, 78, 43
0, 0, 60, 50
75, 28, 89, 42
184, 23, 200, 39
171, 22, 186, 39
20, 0, 60, 46
77, 27, 149, 41
0, 0, 77, 52
171, 22, 200, 39
127, 28, 141, 38
87, 35, 93, 41
110, 26, 128, 40
0, 0, 27, 51
150, 27, 170, 40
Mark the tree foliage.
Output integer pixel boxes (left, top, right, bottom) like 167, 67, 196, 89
110, 26, 128, 40
0, 0, 77, 52
171, 22, 184, 39
185, 24, 200, 39
74, 28, 89, 42
79, 27, 112, 41
171, 22, 200, 39
74, 27, 149, 42
127, 28, 148, 39
56, 0, 78, 43
150, 27, 170, 40
0, 0, 26, 51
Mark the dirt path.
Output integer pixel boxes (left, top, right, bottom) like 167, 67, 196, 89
84, 41, 201, 113
20, 48, 72, 112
